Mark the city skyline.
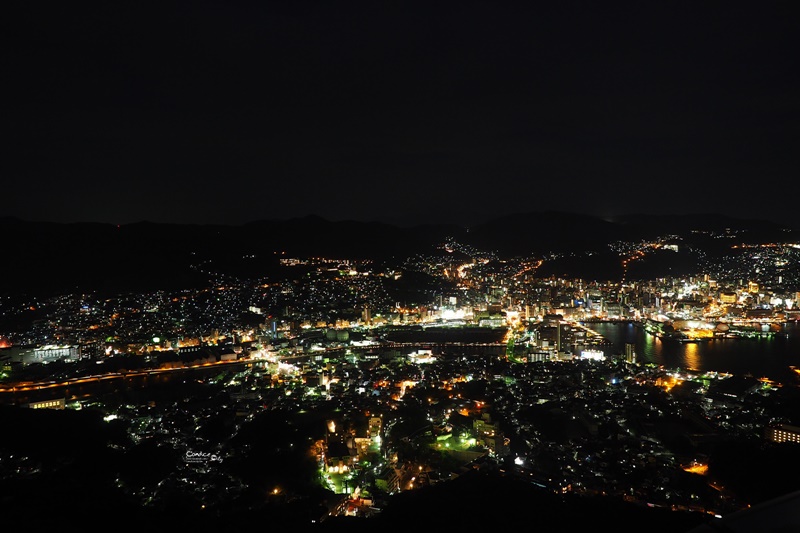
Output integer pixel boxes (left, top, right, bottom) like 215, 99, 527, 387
4, 4, 800, 528
6, 2, 800, 228
3, 232, 800, 531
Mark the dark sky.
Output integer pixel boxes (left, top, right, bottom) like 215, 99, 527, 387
6, 1, 800, 228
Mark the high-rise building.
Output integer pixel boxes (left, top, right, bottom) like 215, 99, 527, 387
624, 343, 636, 364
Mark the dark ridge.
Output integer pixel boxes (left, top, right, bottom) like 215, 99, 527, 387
609, 213, 792, 232
465, 211, 629, 256
1, 212, 797, 296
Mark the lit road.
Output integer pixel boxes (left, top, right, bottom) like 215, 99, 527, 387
0, 357, 249, 394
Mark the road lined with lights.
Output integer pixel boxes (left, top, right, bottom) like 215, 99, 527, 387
0, 357, 249, 393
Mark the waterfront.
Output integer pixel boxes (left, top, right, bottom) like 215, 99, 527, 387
586, 321, 800, 385
6, 321, 800, 405
381, 325, 507, 344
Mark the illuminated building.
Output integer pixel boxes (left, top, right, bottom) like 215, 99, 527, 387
374, 467, 400, 493
525, 350, 552, 363
720, 291, 737, 304
27, 398, 66, 410
4, 345, 81, 365
765, 423, 800, 444
624, 342, 636, 364
368, 416, 382, 438
580, 349, 605, 361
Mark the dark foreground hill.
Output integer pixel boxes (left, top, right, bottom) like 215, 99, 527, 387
321, 469, 712, 533
2, 401, 798, 533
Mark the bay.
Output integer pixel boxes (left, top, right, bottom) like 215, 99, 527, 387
586, 321, 800, 384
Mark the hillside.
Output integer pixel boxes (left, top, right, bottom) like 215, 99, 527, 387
1, 213, 796, 296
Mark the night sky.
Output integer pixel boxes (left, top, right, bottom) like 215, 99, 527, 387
6, 1, 800, 228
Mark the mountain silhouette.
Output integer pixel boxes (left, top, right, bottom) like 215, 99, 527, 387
1, 212, 796, 296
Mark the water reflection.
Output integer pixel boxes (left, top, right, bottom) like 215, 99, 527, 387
683, 342, 700, 372
587, 321, 800, 384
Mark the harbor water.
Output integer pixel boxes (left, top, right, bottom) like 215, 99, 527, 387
586, 321, 800, 384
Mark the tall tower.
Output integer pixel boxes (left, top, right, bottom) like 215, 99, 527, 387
624, 343, 636, 364
556, 321, 562, 354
